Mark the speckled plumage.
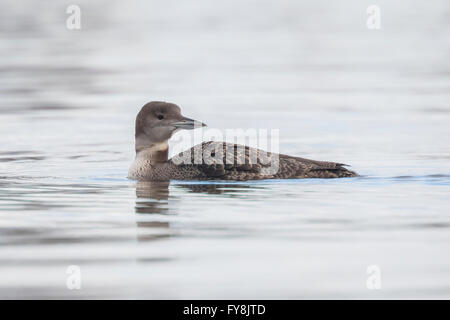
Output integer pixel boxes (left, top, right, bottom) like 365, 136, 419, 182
128, 101, 358, 181
130, 141, 357, 181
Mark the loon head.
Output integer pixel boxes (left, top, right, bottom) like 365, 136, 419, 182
134, 101, 206, 154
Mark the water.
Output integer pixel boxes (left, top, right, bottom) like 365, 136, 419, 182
0, 0, 449, 299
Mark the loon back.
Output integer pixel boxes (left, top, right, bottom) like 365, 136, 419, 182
129, 141, 357, 181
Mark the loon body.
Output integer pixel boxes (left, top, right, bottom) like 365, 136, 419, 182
128, 101, 357, 181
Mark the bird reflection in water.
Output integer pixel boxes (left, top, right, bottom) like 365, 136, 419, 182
135, 181, 172, 242
135, 181, 257, 214
135, 181, 171, 215
134, 181, 259, 242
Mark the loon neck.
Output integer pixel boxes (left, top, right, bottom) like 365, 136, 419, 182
135, 142, 169, 163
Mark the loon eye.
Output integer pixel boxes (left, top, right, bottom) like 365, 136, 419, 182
157, 115, 164, 120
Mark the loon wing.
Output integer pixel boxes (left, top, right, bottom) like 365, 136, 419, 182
170, 141, 356, 180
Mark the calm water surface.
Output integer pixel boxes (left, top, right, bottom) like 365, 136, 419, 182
0, 0, 449, 298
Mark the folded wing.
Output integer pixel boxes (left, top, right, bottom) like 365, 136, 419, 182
169, 141, 357, 180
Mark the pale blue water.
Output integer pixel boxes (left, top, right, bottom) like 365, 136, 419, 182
0, 0, 449, 299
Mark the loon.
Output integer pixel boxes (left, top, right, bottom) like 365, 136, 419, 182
128, 101, 357, 181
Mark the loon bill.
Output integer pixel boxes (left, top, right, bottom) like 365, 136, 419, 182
128, 101, 358, 181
